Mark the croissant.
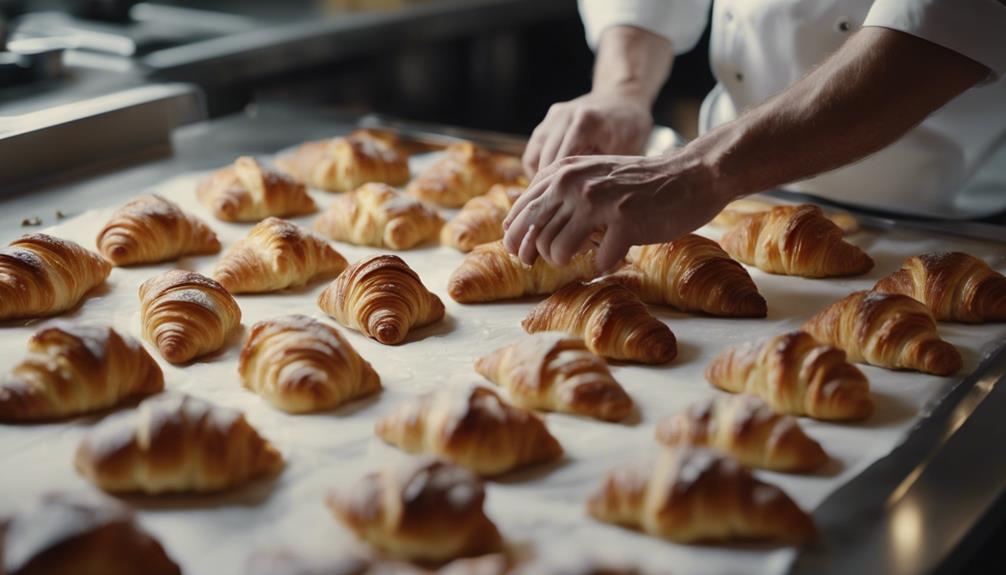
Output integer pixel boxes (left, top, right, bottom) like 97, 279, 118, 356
448, 241, 598, 303
705, 331, 873, 421
96, 194, 220, 266
212, 217, 348, 294
655, 395, 828, 473
326, 458, 502, 563
317, 255, 444, 345
474, 333, 633, 422
276, 129, 410, 192
874, 252, 1006, 323
139, 269, 242, 364
609, 235, 767, 318
521, 280, 677, 364
0, 234, 111, 321
375, 386, 563, 476
719, 204, 873, 277
197, 156, 317, 222
313, 182, 443, 249
441, 184, 524, 252
407, 142, 524, 208
75, 394, 284, 494
239, 314, 381, 413
803, 291, 962, 375
587, 446, 815, 544
711, 198, 859, 234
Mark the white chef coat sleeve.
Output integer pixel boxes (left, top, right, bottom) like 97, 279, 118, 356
864, 0, 1006, 79
577, 0, 711, 55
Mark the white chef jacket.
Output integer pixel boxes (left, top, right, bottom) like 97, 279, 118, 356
578, 0, 1006, 218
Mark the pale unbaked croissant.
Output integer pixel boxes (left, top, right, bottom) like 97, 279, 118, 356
0, 323, 163, 422
874, 251, 1006, 323
0, 234, 111, 321
521, 280, 677, 364
448, 241, 598, 303
655, 394, 828, 473
441, 184, 524, 252
75, 394, 284, 494
197, 156, 317, 222
96, 194, 220, 266
705, 331, 873, 421
317, 255, 444, 345
375, 386, 563, 476
475, 333, 633, 422
276, 129, 410, 192
609, 235, 767, 317
719, 204, 873, 277
212, 217, 348, 294
326, 458, 502, 563
312, 183, 443, 249
139, 269, 242, 364
803, 291, 962, 375
587, 446, 815, 544
407, 142, 524, 208
239, 315, 381, 413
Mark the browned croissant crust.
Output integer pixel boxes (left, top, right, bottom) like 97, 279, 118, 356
96, 194, 220, 266
474, 333, 633, 422
407, 142, 524, 208
375, 386, 563, 476
719, 204, 873, 277
711, 198, 859, 234
803, 290, 962, 375
312, 183, 443, 250
212, 217, 348, 294
587, 446, 815, 544
0, 234, 111, 321
874, 252, 1006, 324
239, 314, 381, 413
655, 394, 828, 473
705, 331, 873, 421
197, 156, 317, 222
326, 458, 502, 563
139, 269, 242, 364
317, 255, 444, 345
276, 129, 410, 192
609, 235, 767, 318
448, 241, 598, 303
521, 280, 677, 364
0, 324, 163, 422
75, 394, 284, 494
0, 491, 180, 575
441, 184, 524, 252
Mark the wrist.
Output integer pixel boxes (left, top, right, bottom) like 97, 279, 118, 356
680, 123, 755, 204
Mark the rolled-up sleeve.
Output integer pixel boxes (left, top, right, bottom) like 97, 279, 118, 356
864, 0, 1006, 78
578, 0, 712, 55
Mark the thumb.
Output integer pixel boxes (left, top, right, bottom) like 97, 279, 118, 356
595, 227, 631, 273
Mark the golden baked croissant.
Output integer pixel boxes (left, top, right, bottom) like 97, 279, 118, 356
711, 198, 859, 234
0, 324, 163, 422
212, 217, 348, 294
139, 269, 242, 364
448, 241, 598, 303
655, 395, 828, 473
197, 156, 317, 222
719, 204, 873, 277
96, 194, 220, 266
521, 280, 677, 364
0, 234, 111, 321
474, 333, 633, 422
1, 492, 180, 575
75, 394, 284, 494
587, 446, 815, 544
375, 386, 563, 476
317, 255, 444, 345
239, 314, 381, 413
803, 291, 962, 375
609, 235, 767, 318
276, 129, 410, 192
441, 184, 524, 252
705, 331, 873, 421
874, 252, 1006, 323
407, 142, 524, 208
326, 458, 502, 563
313, 182, 443, 249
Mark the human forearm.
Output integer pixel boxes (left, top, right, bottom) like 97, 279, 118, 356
591, 25, 674, 106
